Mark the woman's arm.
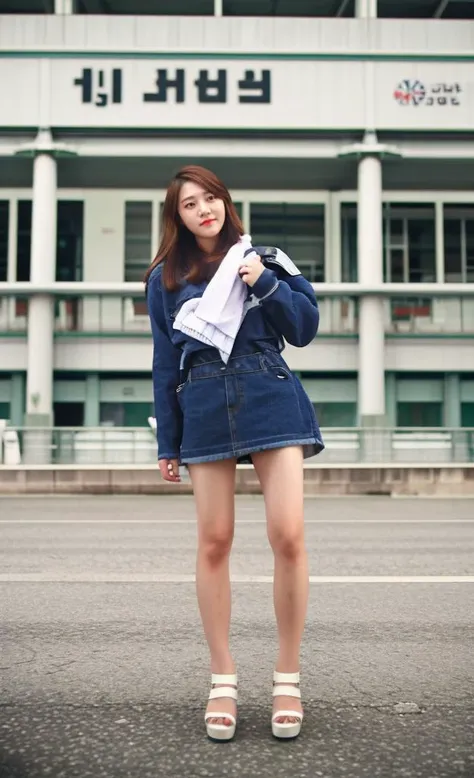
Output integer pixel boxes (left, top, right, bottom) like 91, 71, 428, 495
251, 265, 319, 347
146, 270, 183, 460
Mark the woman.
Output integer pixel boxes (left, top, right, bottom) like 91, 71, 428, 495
145, 165, 324, 742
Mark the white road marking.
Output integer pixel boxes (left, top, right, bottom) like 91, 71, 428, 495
1, 493, 473, 500
0, 519, 473, 525
0, 574, 473, 583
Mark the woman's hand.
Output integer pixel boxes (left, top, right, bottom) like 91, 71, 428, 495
159, 458, 181, 483
239, 255, 265, 287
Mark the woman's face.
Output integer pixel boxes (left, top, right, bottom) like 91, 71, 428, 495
177, 181, 226, 251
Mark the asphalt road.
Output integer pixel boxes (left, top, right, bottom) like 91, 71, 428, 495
0, 495, 473, 778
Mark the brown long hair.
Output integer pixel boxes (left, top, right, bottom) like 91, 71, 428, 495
144, 165, 244, 291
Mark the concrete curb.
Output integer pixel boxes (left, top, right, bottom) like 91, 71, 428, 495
1, 464, 474, 496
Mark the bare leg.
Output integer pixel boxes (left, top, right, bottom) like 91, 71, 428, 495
189, 458, 237, 728
252, 446, 308, 725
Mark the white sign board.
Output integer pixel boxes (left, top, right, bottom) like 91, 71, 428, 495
0, 57, 473, 131
374, 62, 474, 130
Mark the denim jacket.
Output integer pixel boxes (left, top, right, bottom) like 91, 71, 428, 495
146, 247, 320, 460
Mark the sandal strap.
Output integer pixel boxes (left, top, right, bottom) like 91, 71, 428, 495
209, 686, 238, 701
273, 684, 301, 699
273, 671, 300, 684
211, 673, 237, 685
272, 709, 303, 722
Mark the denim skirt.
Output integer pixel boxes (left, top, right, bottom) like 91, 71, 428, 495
176, 346, 324, 464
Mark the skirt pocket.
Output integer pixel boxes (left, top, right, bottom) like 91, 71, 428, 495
259, 349, 293, 381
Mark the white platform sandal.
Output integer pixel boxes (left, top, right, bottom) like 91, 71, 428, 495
272, 670, 303, 740
205, 673, 238, 742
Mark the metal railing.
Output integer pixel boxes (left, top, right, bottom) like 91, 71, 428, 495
1, 425, 473, 467
1, 283, 474, 336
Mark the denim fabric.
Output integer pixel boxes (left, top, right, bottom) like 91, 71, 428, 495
176, 346, 324, 464
146, 246, 325, 463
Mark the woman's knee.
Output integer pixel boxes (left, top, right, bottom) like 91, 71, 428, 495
199, 524, 234, 565
268, 521, 305, 562
190, 459, 236, 565
252, 446, 305, 561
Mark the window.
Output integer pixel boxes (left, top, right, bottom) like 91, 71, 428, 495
100, 402, 154, 427
444, 205, 474, 283
314, 402, 357, 427
0, 403, 9, 421
442, 1, 474, 18
378, 0, 438, 17
250, 203, 325, 282
53, 403, 84, 427
0, 0, 48, 11
233, 202, 243, 221
461, 403, 474, 428
397, 402, 443, 428
16, 200, 32, 282
378, 0, 474, 18
0, 201, 8, 282
223, 0, 354, 16
15, 200, 83, 282
76, 0, 214, 13
124, 202, 153, 283
56, 201, 84, 282
341, 204, 357, 282
342, 202, 437, 283
383, 204, 436, 283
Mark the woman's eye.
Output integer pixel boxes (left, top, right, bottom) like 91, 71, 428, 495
185, 202, 195, 209
207, 195, 215, 202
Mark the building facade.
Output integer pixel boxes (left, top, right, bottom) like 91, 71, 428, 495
1, 0, 474, 433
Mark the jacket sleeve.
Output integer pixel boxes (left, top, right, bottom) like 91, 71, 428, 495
146, 270, 183, 460
251, 266, 319, 347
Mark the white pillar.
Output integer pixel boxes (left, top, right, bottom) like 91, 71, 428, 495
55, 0, 74, 13
444, 374, 461, 427
214, 0, 223, 15
358, 154, 385, 423
26, 152, 57, 423
435, 200, 445, 283
7, 199, 17, 282
356, 0, 377, 17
